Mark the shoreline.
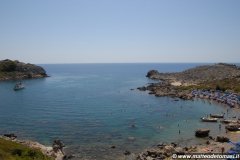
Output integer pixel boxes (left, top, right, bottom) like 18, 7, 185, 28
135, 130, 240, 159
135, 63, 240, 159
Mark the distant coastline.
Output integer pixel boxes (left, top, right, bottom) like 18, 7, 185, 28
0, 59, 48, 81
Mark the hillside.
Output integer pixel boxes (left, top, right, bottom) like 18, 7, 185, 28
140, 63, 240, 100
0, 59, 48, 81
146, 63, 240, 89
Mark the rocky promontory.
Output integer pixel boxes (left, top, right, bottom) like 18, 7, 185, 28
138, 63, 240, 102
146, 63, 240, 85
0, 59, 48, 81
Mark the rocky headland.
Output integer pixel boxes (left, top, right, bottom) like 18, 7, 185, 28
0, 59, 48, 81
138, 63, 240, 104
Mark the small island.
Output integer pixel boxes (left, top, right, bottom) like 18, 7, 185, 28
0, 59, 48, 81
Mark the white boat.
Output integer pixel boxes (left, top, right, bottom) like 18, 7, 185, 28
14, 82, 25, 91
201, 117, 218, 122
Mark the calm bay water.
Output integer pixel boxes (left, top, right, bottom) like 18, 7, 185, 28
0, 63, 235, 159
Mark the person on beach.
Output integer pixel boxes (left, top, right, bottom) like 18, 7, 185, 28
221, 147, 225, 154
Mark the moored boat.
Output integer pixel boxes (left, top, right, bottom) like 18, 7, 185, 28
221, 119, 238, 124
210, 114, 224, 118
201, 117, 218, 122
225, 124, 240, 131
14, 82, 25, 91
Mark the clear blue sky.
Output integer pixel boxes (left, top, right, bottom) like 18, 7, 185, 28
0, 0, 240, 63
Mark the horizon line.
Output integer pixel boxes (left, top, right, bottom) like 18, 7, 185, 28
36, 62, 240, 65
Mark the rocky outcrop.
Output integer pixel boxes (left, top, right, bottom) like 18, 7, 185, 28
216, 136, 229, 143
138, 63, 240, 100
0, 59, 48, 80
136, 143, 197, 160
137, 82, 193, 100
3, 133, 17, 140
146, 70, 161, 79
195, 129, 210, 137
146, 63, 240, 84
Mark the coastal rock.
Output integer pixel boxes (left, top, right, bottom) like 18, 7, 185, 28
3, 133, 17, 140
174, 147, 184, 154
195, 129, 210, 137
163, 145, 175, 156
157, 142, 166, 149
63, 154, 75, 160
124, 150, 131, 155
110, 145, 116, 149
52, 139, 65, 153
216, 136, 229, 143
137, 86, 147, 91
0, 59, 48, 81
136, 144, 187, 160
146, 70, 160, 79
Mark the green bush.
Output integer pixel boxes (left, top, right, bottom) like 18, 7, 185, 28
0, 61, 17, 72
0, 138, 53, 160
11, 149, 23, 156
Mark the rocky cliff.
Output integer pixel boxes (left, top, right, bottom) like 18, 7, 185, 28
0, 59, 48, 81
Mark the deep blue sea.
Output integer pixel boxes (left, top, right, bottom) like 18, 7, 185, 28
0, 63, 235, 159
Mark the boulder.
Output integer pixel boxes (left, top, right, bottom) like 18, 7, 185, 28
110, 145, 116, 149
137, 86, 147, 91
174, 147, 185, 154
163, 145, 175, 156
216, 136, 229, 143
124, 150, 131, 155
52, 139, 65, 153
195, 129, 210, 137
146, 70, 160, 79
3, 133, 17, 139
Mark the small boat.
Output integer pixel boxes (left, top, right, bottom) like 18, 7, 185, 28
201, 117, 218, 122
221, 119, 238, 124
210, 114, 224, 118
14, 82, 25, 91
226, 124, 240, 131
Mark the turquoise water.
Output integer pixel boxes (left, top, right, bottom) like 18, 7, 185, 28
0, 63, 235, 159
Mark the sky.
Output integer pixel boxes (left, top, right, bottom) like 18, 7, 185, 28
0, 0, 240, 64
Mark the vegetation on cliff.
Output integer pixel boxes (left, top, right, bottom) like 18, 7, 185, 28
0, 59, 48, 81
146, 63, 240, 94
0, 138, 53, 160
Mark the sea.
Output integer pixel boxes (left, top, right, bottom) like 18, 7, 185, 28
0, 63, 236, 159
